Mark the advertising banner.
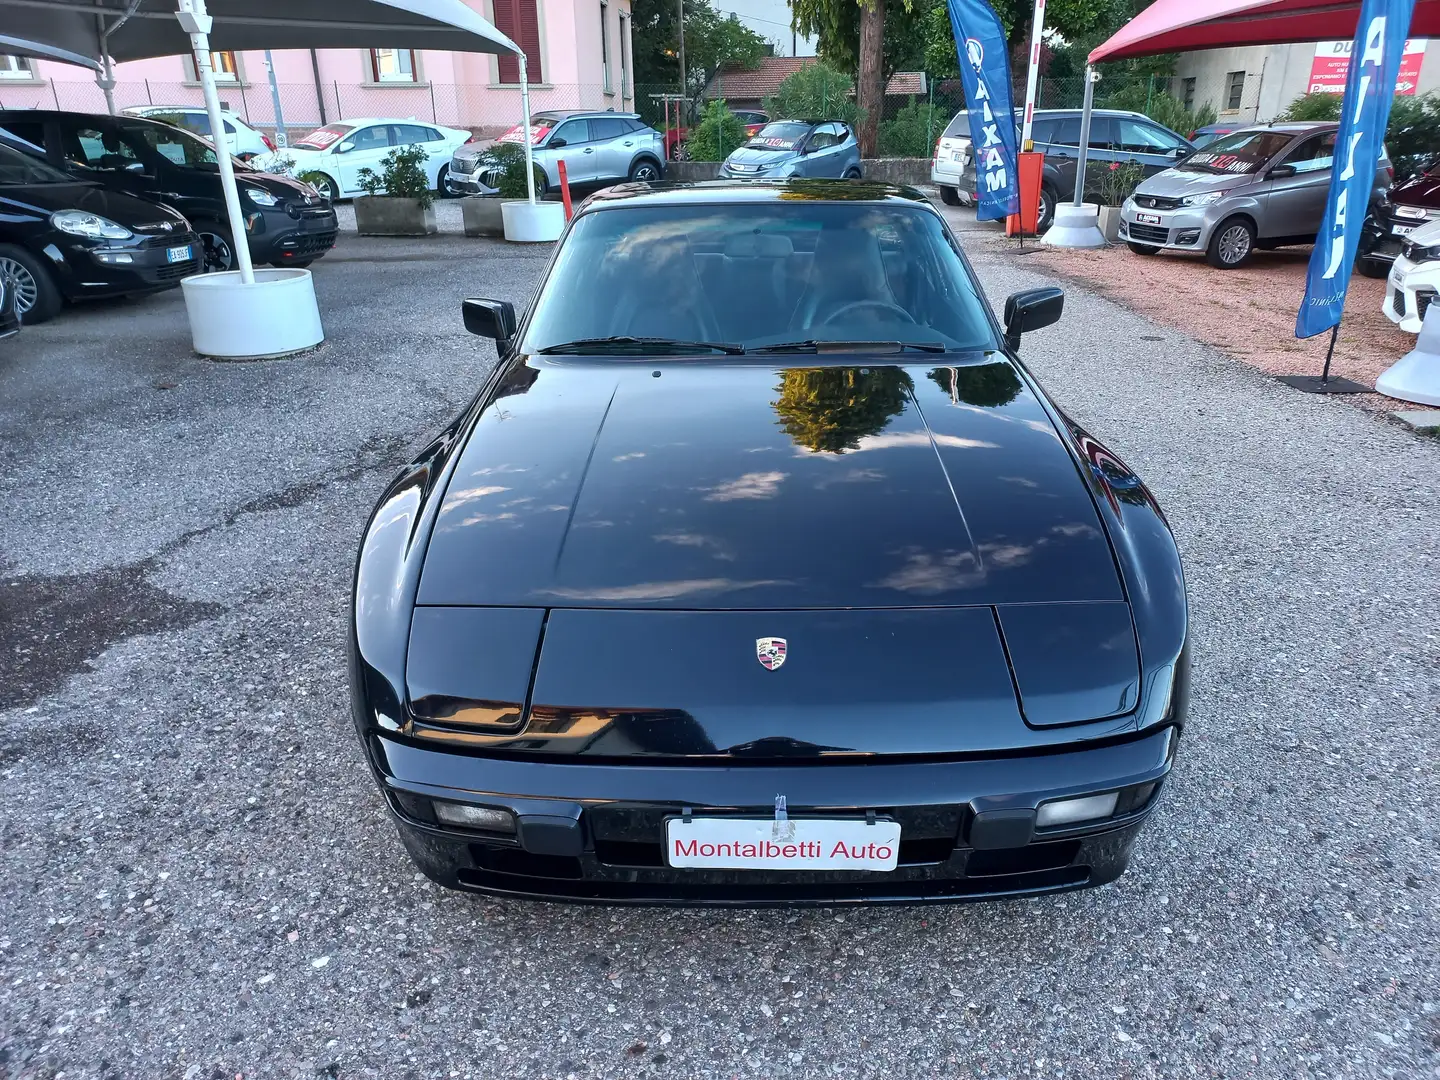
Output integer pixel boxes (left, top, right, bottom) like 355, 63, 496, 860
1297, 0, 1417, 339
1309, 38, 1426, 94
945, 0, 1020, 221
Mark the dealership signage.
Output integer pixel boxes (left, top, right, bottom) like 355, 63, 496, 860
945, 0, 1020, 221
1309, 38, 1426, 94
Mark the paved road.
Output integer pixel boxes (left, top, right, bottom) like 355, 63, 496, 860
1, 202, 1437, 1080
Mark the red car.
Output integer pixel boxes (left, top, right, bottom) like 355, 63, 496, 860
665, 109, 770, 160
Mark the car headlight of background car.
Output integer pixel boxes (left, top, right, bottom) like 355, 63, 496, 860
1179, 190, 1229, 207
1401, 240, 1440, 261
50, 210, 133, 240
243, 186, 280, 207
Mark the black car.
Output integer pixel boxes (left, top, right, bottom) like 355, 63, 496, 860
0, 110, 337, 274
1360, 169, 1440, 277
349, 180, 1190, 906
0, 139, 197, 324
933, 108, 1194, 230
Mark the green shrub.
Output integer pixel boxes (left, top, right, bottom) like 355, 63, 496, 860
1099, 84, 1216, 138
357, 143, 434, 207
1085, 158, 1147, 206
877, 97, 947, 158
763, 61, 861, 125
475, 140, 545, 199
1277, 91, 1343, 123
685, 99, 749, 161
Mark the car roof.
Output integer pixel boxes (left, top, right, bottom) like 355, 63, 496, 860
1030, 108, 1153, 120
533, 110, 642, 121
123, 105, 257, 124
1233, 121, 1337, 134
582, 179, 932, 210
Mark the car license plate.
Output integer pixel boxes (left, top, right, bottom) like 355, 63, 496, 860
166, 244, 192, 263
1136, 212, 1162, 225
951, 150, 965, 162
1393, 223, 1417, 236
666, 816, 901, 871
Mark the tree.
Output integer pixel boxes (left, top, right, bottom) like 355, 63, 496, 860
685, 99, 749, 160
629, 0, 768, 112
773, 368, 913, 454
764, 61, 859, 123
923, 0, 1132, 81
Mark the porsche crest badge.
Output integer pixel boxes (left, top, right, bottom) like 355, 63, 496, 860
756, 637, 787, 671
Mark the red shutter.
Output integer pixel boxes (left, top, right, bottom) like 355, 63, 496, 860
494, 0, 542, 84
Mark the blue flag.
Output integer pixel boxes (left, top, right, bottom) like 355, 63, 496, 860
946, 0, 1019, 222
1297, 0, 1416, 338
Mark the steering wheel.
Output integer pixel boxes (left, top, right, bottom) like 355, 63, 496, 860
821, 299, 916, 325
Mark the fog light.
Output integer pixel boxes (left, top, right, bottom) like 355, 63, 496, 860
1177, 229, 1201, 245
95, 251, 133, 264
433, 801, 516, 832
1036, 792, 1118, 828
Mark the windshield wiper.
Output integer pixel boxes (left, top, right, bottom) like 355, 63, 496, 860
535, 336, 745, 356
751, 339, 949, 354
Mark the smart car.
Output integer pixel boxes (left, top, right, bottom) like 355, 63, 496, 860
349, 180, 1189, 905
719, 120, 861, 181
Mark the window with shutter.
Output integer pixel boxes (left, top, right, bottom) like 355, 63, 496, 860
494, 0, 543, 84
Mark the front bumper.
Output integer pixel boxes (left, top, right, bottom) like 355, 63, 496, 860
1384, 252, 1440, 332
245, 204, 338, 265
49, 229, 201, 301
365, 725, 1178, 905
446, 165, 498, 196
1119, 198, 1223, 252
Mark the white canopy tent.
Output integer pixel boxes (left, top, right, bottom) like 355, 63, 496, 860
0, 0, 552, 356
0, 33, 102, 70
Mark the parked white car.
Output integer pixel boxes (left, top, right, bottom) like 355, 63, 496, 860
257, 118, 471, 200
122, 105, 274, 159
1384, 217, 1440, 333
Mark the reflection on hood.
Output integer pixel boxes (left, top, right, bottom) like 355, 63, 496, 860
772, 367, 914, 454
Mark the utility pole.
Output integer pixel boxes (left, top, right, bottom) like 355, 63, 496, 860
676, 0, 687, 115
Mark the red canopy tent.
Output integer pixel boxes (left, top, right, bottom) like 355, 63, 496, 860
1089, 0, 1440, 63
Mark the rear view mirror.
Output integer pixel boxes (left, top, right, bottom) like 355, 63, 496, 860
1268, 163, 1297, 179
463, 297, 517, 348
1003, 287, 1064, 350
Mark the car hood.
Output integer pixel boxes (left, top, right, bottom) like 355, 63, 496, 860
1402, 217, 1440, 247
1135, 168, 1250, 197
417, 357, 1123, 611
725, 146, 796, 169
240, 170, 328, 201
0, 181, 189, 226
1391, 171, 1440, 209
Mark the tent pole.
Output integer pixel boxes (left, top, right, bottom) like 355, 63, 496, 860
98, 52, 117, 114
519, 52, 537, 205
1072, 65, 1096, 207
177, 0, 255, 284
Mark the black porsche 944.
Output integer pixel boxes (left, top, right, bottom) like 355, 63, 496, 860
349, 180, 1189, 905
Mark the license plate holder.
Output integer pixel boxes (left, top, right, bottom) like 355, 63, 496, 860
1135, 212, 1162, 225
166, 244, 192, 263
1393, 223, 1417, 236
665, 816, 902, 871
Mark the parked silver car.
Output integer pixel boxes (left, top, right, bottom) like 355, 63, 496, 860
718, 120, 862, 180
446, 110, 665, 196
1119, 121, 1392, 268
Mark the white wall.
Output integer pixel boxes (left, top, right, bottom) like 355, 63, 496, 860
1172, 40, 1437, 124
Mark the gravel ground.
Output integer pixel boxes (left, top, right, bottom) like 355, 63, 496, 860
1, 202, 1437, 1080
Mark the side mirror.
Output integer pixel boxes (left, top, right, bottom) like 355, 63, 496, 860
548, 137, 567, 148
1168, 146, 1185, 158
463, 297, 517, 348
337, 141, 354, 154
125, 161, 146, 172
1003, 287, 1064, 350
1267, 163, 1297, 179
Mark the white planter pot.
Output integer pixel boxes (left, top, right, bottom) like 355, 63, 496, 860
1097, 205, 1123, 242
502, 199, 566, 242
1377, 303, 1440, 406
181, 269, 324, 360
1040, 202, 1107, 249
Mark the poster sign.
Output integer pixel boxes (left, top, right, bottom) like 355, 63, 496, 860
1309, 38, 1426, 94
945, 0, 1020, 221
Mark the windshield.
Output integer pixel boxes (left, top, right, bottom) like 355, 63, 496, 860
1179, 129, 1293, 174
520, 202, 999, 354
498, 117, 559, 145
115, 118, 252, 172
0, 142, 74, 185
293, 124, 354, 151
747, 122, 812, 150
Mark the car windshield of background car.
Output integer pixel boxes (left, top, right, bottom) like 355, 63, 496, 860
520, 203, 999, 354
118, 120, 254, 172
747, 122, 812, 150
293, 124, 354, 151
1179, 130, 1293, 175
497, 117, 558, 145
0, 142, 74, 185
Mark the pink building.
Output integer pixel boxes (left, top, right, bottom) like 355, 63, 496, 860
0, 0, 634, 137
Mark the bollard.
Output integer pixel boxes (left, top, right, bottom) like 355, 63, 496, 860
558, 159, 574, 221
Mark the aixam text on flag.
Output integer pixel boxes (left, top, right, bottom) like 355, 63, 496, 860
1296, 0, 1416, 339
944, 0, 1020, 222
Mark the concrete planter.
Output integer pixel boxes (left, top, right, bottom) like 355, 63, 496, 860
461, 196, 510, 238
354, 196, 437, 237
1098, 205, 1124, 242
